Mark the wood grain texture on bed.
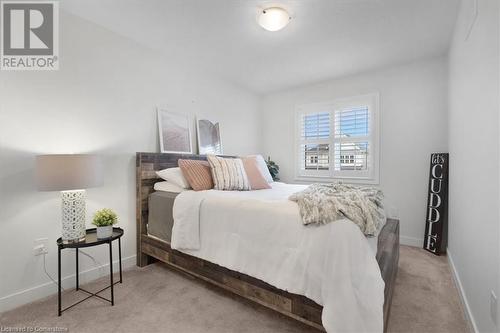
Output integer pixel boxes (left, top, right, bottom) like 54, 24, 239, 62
136, 152, 206, 267
136, 152, 399, 332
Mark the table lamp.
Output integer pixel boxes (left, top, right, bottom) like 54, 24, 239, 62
36, 154, 103, 243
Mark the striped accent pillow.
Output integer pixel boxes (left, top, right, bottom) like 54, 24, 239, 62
178, 159, 214, 191
207, 155, 250, 191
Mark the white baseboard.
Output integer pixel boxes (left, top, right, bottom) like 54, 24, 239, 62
447, 249, 478, 333
0, 255, 136, 314
400, 235, 423, 247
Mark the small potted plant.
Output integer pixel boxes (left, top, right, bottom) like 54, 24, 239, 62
266, 156, 280, 181
92, 208, 118, 239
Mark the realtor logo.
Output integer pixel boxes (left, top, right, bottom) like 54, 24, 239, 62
1, 0, 59, 70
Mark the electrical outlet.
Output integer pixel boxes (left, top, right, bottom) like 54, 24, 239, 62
33, 238, 49, 256
491, 290, 498, 326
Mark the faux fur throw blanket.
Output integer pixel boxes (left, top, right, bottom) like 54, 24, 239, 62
289, 183, 385, 236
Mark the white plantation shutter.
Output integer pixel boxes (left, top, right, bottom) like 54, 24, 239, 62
298, 111, 330, 177
296, 94, 379, 183
333, 106, 371, 178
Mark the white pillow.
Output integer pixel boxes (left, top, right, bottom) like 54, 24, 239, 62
248, 155, 273, 183
156, 167, 190, 189
153, 181, 186, 193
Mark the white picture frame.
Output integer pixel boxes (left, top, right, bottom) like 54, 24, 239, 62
196, 118, 223, 155
157, 109, 193, 154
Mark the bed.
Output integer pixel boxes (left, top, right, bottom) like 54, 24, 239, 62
136, 152, 399, 332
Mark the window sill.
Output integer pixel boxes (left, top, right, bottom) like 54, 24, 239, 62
294, 175, 379, 185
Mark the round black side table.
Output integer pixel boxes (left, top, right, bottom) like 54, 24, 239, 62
56, 227, 124, 316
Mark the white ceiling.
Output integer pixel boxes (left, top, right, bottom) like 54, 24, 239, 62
62, 0, 460, 94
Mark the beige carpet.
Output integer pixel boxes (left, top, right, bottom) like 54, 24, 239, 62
0, 246, 469, 333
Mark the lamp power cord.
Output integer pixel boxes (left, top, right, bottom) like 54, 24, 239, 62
42, 249, 105, 291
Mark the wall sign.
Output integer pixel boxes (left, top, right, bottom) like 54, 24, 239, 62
423, 153, 449, 255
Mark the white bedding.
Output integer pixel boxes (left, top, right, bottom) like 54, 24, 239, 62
153, 181, 186, 193
171, 182, 384, 333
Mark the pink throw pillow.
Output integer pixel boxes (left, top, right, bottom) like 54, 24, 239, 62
178, 159, 214, 191
242, 156, 272, 190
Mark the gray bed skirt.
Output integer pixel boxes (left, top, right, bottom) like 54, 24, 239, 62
147, 191, 178, 242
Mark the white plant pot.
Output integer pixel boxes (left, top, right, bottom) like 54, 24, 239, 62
96, 226, 113, 239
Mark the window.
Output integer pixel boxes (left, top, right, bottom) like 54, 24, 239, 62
295, 93, 379, 183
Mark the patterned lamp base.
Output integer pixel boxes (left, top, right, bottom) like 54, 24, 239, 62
61, 190, 86, 243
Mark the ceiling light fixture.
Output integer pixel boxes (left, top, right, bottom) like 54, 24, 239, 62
257, 7, 291, 32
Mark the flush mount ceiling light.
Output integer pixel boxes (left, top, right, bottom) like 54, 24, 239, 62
257, 7, 291, 32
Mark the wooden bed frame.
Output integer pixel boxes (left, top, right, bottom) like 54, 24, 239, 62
136, 152, 399, 331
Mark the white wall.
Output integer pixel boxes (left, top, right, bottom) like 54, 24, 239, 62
448, 0, 499, 332
260, 57, 448, 246
0, 12, 261, 311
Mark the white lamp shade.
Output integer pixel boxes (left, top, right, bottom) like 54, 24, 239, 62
257, 7, 291, 32
36, 154, 103, 191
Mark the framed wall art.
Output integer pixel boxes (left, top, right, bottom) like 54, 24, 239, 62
196, 118, 223, 155
157, 109, 192, 154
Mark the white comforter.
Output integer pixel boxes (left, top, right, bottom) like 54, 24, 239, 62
171, 182, 384, 333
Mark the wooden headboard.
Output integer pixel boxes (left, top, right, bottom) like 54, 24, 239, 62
136, 152, 208, 266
